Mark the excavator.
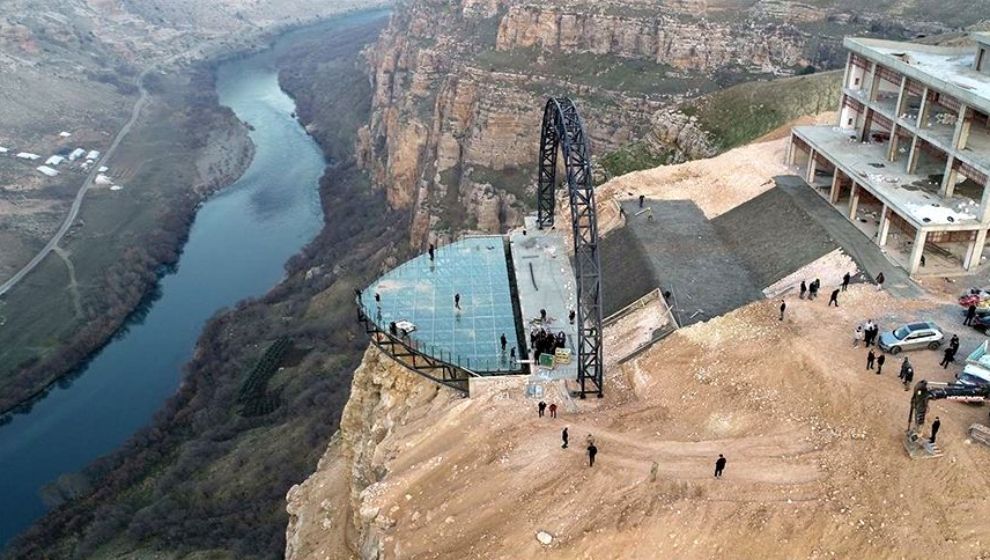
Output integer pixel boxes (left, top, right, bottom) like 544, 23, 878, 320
905, 380, 990, 458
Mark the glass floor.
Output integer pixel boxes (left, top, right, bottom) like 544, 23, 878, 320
362, 236, 522, 373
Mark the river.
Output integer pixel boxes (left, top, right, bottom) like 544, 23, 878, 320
0, 20, 338, 546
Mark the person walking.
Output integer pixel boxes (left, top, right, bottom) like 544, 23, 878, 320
842, 272, 851, 291
714, 454, 727, 478
899, 357, 912, 381
950, 334, 960, 352
587, 442, 598, 467
867, 350, 876, 370
538, 401, 546, 418
549, 403, 557, 419
876, 272, 885, 291
799, 280, 807, 300
854, 325, 864, 347
639, 194, 645, 208
569, 310, 576, 324
454, 293, 461, 310
940, 346, 957, 369
876, 354, 885, 375
828, 289, 840, 307
930, 417, 941, 444
561, 427, 569, 449
779, 300, 787, 321
429, 243, 435, 262
500, 333, 508, 353
965, 304, 978, 326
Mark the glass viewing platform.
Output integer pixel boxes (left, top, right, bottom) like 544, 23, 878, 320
360, 236, 524, 374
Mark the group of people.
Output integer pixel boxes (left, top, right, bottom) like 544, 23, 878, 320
797, 273, 851, 308
940, 334, 961, 369
531, 327, 566, 363
854, 319, 881, 348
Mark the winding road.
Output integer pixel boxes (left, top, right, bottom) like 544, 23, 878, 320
0, 69, 153, 298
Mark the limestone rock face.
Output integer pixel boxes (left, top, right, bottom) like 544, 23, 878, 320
285, 347, 450, 560
358, 0, 954, 246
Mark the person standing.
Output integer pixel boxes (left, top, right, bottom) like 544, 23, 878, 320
950, 334, 960, 352
867, 350, 876, 370
799, 281, 807, 300
966, 304, 978, 326
549, 403, 557, 419
587, 442, 598, 467
899, 357, 912, 381
930, 416, 941, 444
828, 289, 840, 307
429, 243, 435, 262
842, 272, 851, 291
538, 401, 546, 418
561, 427, 569, 449
901, 361, 914, 390
714, 454, 727, 478
500, 333, 508, 353
454, 293, 461, 310
779, 300, 787, 321
940, 346, 957, 369
854, 325, 864, 347
876, 272, 885, 291
876, 354, 885, 375
638, 194, 645, 208
569, 310, 576, 324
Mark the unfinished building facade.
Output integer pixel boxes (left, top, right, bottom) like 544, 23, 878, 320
789, 33, 990, 276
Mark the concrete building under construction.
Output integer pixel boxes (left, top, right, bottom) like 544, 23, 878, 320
789, 33, 990, 276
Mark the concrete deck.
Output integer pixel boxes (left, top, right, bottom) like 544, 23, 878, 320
794, 125, 983, 229
509, 217, 578, 381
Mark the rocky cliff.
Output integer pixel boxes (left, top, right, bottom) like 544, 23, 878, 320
285, 347, 453, 560
358, 0, 965, 246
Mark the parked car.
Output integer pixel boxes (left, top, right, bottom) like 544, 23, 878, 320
878, 321, 944, 354
971, 310, 990, 333
958, 341, 990, 388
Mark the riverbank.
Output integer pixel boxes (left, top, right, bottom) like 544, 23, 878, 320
2, 12, 400, 559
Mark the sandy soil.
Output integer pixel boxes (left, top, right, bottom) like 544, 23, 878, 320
596, 138, 791, 238
291, 283, 990, 559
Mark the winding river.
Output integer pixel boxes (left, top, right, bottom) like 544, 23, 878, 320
0, 22, 335, 546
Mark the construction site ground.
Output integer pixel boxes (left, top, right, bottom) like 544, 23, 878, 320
289, 136, 990, 560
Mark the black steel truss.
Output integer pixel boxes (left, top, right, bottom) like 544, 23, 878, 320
535, 97, 605, 398
356, 307, 472, 394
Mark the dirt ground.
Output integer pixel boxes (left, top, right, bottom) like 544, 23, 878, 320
290, 284, 990, 560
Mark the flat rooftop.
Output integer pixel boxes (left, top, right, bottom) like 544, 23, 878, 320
846, 36, 990, 115
794, 125, 982, 229
364, 236, 522, 373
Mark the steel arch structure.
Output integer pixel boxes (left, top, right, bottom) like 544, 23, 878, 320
536, 97, 604, 398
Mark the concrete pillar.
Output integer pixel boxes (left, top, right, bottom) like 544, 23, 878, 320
964, 228, 988, 271
941, 157, 958, 197
953, 104, 972, 150
841, 52, 853, 92
878, 205, 892, 246
806, 150, 818, 183
866, 62, 880, 102
829, 171, 841, 203
916, 87, 930, 128
981, 178, 990, 223
909, 228, 927, 276
786, 135, 795, 165
894, 76, 908, 118
887, 124, 900, 161
858, 109, 874, 142
907, 135, 921, 174
849, 183, 860, 220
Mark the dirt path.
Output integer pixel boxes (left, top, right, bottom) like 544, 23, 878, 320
53, 246, 82, 318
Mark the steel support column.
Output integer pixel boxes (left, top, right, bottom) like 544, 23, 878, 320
535, 97, 605, 398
